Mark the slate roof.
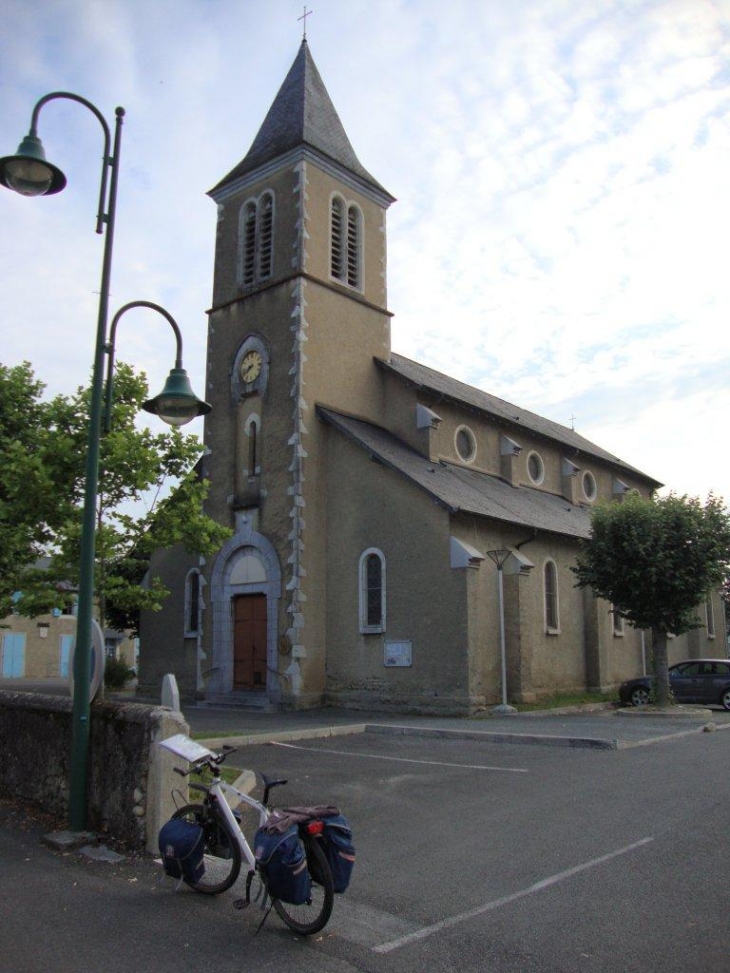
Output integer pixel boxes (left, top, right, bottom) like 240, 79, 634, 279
318, 407, 594, 540
211, 40, 393, 199
377, 354, 660, 485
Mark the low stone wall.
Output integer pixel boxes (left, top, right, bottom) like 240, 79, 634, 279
0, 691, 188, 852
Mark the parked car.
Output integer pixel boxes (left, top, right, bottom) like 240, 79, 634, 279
619, 659, 730, 710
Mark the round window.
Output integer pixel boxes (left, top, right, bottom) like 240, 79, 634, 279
455, 426, 476, 463
527, 451, 544, 485
583, 471, 597, 501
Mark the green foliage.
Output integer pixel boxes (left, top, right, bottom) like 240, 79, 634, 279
0, 360, 231, 630
572, 493, 730, 635
573, 493, 730, 707
103, 655, 135, 690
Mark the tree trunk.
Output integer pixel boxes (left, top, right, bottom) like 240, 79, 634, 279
652, 627, 671, 708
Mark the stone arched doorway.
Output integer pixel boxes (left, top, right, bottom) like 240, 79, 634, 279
208, 524, 282, 705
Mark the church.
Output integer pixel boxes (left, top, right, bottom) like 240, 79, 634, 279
138, 41, 723, 713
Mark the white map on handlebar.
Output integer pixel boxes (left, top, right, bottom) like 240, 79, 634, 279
159, 733, 216, 763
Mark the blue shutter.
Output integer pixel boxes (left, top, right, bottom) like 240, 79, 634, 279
2, 633, 26, 678
59, 635, 74, 678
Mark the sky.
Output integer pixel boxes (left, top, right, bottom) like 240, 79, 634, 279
1, 0, 728, 501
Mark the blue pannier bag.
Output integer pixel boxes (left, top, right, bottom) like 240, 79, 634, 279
322, 814, 355, 893
159, 818, 205, 883
254, 824, 311, 904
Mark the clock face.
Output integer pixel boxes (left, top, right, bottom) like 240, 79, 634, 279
240, 350, 263, 384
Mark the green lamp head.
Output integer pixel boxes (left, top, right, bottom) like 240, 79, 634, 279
142, 367, 211, 427
0, 133, 67, 197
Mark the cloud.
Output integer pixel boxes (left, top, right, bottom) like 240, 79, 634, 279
1, 0, 728, 502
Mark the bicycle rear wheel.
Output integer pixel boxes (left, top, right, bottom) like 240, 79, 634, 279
172, 803, 242, 894
273, 835, 334, 935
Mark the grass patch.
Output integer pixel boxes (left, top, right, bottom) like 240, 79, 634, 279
190, 765, 241, 788
516, 690, 616, 712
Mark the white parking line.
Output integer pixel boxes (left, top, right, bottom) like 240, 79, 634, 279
270, 740, 528, 773
372, 836, 655, 954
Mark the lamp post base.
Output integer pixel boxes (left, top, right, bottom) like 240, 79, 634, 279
491, 703, 518, 715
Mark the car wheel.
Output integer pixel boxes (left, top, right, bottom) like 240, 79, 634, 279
630, 686, 650, 706
720, 689, 730, 712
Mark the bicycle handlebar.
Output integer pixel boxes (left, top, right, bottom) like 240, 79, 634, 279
173, 744, 239, 778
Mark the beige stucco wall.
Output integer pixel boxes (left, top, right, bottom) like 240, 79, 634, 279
138, 544, 200, 701
1, 612, 136, 681
323, 429, 481, 712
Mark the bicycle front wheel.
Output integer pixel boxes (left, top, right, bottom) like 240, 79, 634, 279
273, 835, 334, 935
172, 803, 242, 894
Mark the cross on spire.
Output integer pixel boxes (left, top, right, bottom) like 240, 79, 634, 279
298, 5, 313, 40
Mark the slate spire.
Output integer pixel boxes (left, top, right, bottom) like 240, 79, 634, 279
211, 40, 392, 199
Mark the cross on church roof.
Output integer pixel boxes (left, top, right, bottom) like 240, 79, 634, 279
298, 5, 313, 40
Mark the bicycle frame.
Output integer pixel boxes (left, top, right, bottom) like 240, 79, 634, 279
193, 775, 269, 871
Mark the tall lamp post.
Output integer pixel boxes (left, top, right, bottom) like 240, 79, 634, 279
486, 550, 517, 715
0, 95, 210, 831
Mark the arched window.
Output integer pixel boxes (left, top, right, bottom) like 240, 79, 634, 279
544, 560, 559, 633
359, 548, 386, 633
346, 204, 361, 288
331, 195, 362, 289
241, 202, 257, 287
185, 569, 202, 636
331, 196, 345, 280
239, 191, 275, 288
246, 415, 260, 476
257, 192, 273, 280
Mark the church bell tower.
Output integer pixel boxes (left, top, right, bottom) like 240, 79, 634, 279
201, 41, 395, 707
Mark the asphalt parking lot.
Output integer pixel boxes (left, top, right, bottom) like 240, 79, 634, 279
4, 710, 729, 973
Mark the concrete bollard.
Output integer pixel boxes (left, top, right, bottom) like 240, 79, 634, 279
161, 673, 180, 712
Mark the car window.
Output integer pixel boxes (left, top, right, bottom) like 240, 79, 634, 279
671, 662, 701, 676
698, 662, 715, 676
715, 662, 730, 676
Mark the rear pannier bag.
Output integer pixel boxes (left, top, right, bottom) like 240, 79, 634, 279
255, 824, 311, 905
322, 814, 355, 893
159, 818, 205, 883
205, 809, 240, 859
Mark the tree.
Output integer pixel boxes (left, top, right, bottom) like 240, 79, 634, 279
0, 361, 230, 631
572, 493, 730, 707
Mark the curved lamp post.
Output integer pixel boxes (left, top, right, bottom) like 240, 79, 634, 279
106, 301, 211, 429
0, 95, 210, 832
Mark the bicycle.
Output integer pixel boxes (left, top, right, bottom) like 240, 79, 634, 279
159, 733, 335, 935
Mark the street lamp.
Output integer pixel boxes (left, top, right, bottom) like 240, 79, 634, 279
106, 301, 211, 429
0, 94, 209, 832
486, 550, 518, 715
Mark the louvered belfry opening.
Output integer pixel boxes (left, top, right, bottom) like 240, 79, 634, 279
257, 192, 273, 281
331, 195, 344, 280
346, 205, 360, 288
331, 196, 361, 289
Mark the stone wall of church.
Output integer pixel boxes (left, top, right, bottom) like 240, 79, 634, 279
322, 429, 479, 713
138, 544, 200, 702
302, 165, 389, 310
210, 166, 301, 307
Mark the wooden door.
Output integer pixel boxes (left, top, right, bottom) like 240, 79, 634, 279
233, 594, 267, 691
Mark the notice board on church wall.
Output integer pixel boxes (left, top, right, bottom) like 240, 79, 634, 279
384, 640, 412, 667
